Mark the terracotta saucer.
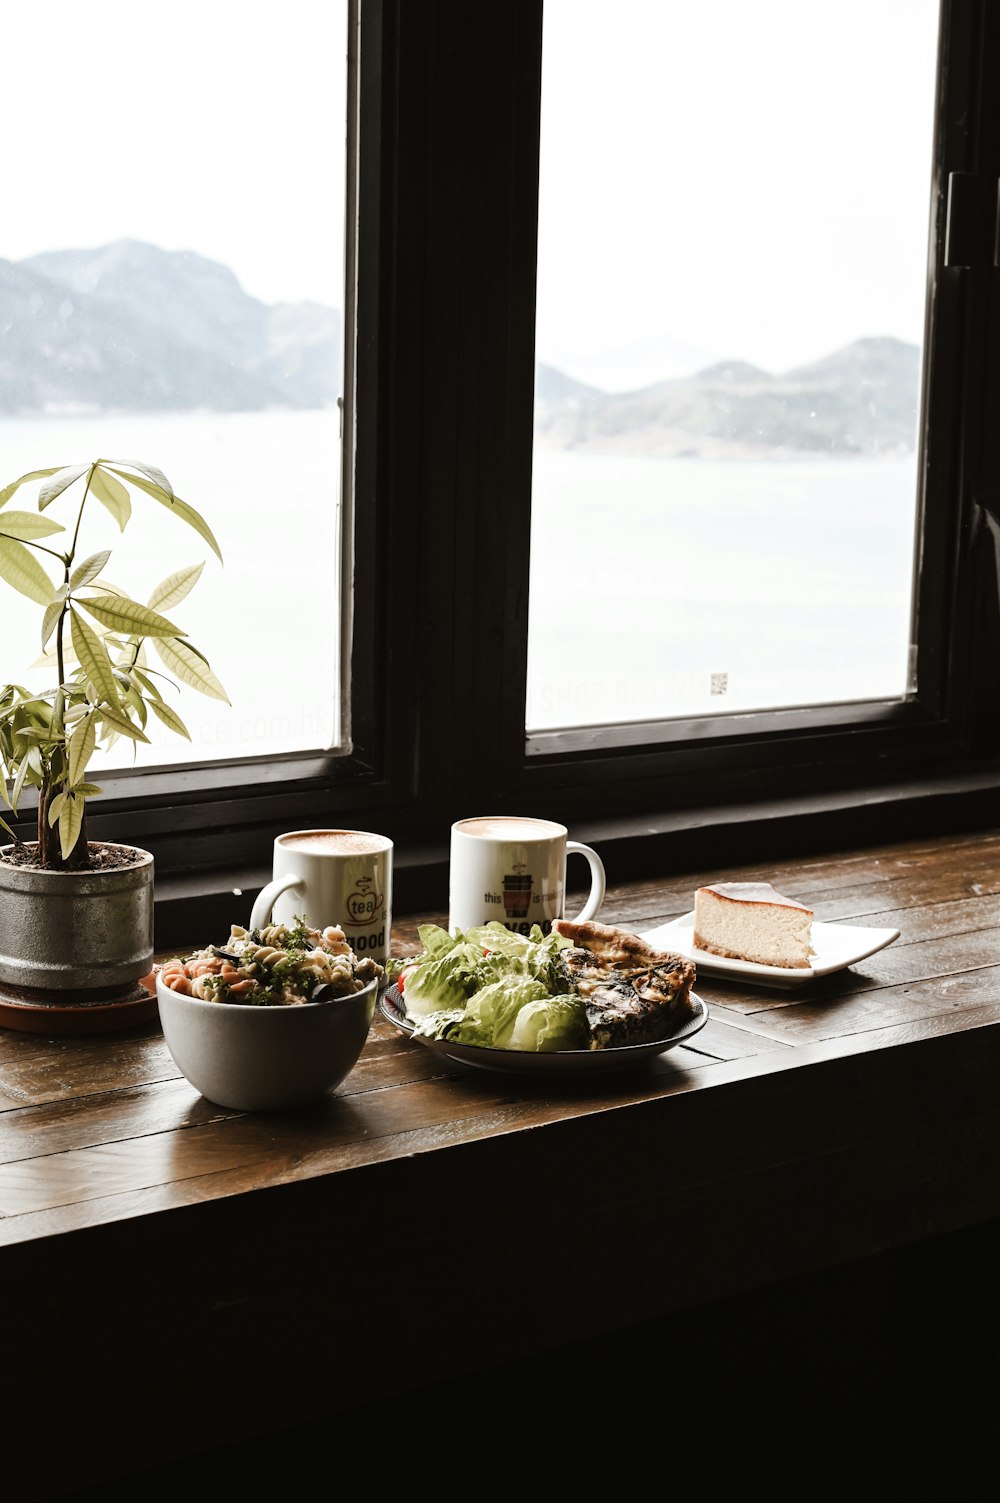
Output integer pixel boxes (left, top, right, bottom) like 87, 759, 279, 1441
0, 970, 160, 1035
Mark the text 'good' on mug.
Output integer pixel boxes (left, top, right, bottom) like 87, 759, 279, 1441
249, 829, 393, 965
448, 815, 605, 936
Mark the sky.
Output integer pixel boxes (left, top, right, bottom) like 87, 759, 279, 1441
4, 0, 940, 391
536, 0, 941, 388
2, 1, 350, 308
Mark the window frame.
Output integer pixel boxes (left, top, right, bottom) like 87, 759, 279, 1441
502, 0, 975, 769
453, 0, 1000, 821
7, 0, 999, 946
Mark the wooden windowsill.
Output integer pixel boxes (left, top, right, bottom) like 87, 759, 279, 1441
2, 826, 999, 1492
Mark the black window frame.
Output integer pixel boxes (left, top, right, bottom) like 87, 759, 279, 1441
8, 0, 999, 945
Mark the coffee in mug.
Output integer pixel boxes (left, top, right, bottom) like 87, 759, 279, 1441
249, 829, 393, 964
448, 816, 605, 936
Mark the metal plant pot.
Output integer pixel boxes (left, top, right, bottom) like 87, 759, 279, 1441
0, 844, 154, 994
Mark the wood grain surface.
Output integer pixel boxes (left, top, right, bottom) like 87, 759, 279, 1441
2, 829, 998, 1497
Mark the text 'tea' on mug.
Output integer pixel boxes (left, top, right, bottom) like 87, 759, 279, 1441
448, 815, 605, 936
250, 829, 393, 965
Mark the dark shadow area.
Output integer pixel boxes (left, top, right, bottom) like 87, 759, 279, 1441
52, 1219, 999, 1498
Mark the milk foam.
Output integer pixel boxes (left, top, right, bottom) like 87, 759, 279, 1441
456, 817, 564, 841
279, 830, 389, 855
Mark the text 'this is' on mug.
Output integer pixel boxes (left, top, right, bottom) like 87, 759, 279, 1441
249, 829, 393, 965
448, 816, 605, 936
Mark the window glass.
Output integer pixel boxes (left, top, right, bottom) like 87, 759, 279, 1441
528, 0, 939, 732
2, 0, 348, 766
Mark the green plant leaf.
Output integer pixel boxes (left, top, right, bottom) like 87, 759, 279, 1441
69, 550, 112, 591
0, 812, 16, 841
48, 791, 67, 827
68, 713, 97, 786
11, 695, 52, 723
148, 698, 191, 738
0, 537, 55, 605
89, 468, 132, 531
74, 782, 103, 797
105, 460, 174, 498
107, 467, 222, 562
38, 464, 91, 511
153, 637, 229, 702
76, 593, 183, 639
124, 684, 148, 728
0, 510, 66, 541
147, 561, 205, 612
98, 704, 150, 743
58, 794, 84, 861
130, 666, 164, 701
41, 597, 64, 651
32, 641, 79, 671
0, 466, 64, 510
70, 610, 120, 707
10, 753, 30, 812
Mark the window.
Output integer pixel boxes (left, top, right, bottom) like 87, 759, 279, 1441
3, 0, 350, 767
4, 0, 999, 928
528, 0, 940, 736
365, 0, 998, 850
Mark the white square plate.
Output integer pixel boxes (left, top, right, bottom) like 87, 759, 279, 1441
640, 914, 901, 990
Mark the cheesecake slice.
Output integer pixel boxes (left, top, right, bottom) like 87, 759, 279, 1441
693, 881, 813, 969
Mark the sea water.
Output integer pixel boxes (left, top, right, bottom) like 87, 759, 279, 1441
0, 411, 919, 769
527, 446, 919, 730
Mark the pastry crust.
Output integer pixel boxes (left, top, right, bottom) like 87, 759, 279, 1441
551, 918, 697, 1049
697, 881, 812, 912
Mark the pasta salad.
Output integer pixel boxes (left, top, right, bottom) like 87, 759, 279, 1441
160, 919, 383, 1006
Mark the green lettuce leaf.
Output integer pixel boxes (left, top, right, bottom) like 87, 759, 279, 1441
506, 996, 589, 1052
398, 919, 584, 1051
400, 941, 490, 1018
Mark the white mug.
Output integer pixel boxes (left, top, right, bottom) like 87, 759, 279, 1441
249, 829, 393, 965
448, 815, 605, 936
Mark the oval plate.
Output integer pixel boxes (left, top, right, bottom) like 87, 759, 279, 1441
640, 915, 901, 990
378, 983, 709, 1075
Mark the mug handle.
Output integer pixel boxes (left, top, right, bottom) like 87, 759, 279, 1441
250, 874, 306, 931
565, 841, 606, 923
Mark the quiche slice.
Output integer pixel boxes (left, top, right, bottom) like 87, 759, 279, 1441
551, 918, 698, 1050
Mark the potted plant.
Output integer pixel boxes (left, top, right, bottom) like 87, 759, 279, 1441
0, 458, 227, 1030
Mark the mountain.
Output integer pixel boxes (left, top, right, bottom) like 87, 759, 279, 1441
0, 256, 274, 413
534, 363, 601, 404
0, 240, 342, 414
0, 241, 918, 453
534, 337, 921, 459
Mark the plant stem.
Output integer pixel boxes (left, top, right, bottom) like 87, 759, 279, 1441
56, 601, 67, 690
68, 465, 95, 559
55, 466, 95, 697
37, 776, 50, 865
44, 467, 96, 871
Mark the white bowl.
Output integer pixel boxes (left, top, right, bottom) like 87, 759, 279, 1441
155, 971, 378, 1111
